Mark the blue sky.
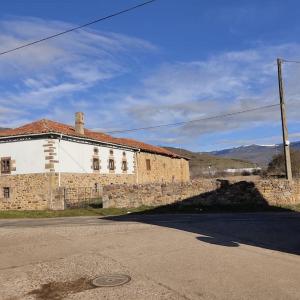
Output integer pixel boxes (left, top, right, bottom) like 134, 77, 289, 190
0, 0, 299, 151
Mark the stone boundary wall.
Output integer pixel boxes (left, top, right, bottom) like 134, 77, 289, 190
0, 175, 299, 210
102, 178, 300, 208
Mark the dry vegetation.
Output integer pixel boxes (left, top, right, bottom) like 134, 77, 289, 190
164, 147, 256, 178
267, 150, 300, 178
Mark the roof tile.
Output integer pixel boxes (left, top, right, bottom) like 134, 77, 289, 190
0, 119, 183, 159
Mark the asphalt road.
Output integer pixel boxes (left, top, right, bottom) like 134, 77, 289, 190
0, 212, 300, 299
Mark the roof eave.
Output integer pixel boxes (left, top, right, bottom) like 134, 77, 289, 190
139, 148, 189, 160
0, 132, 140, 151
0, 131, 188, 159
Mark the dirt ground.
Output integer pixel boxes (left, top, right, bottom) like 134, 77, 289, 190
0, 212, 300, 299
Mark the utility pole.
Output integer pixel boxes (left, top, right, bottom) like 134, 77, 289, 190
277, 58, 293, 181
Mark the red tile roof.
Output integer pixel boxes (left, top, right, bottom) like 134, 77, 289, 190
0, 119, 185, 159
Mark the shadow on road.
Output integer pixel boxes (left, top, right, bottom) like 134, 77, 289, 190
104, 180, 300, 255
196, 236, 239, 247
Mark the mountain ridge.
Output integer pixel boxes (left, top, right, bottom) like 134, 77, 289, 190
207, 141, 300, 166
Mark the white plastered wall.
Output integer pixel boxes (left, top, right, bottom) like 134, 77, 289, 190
57, 139, 135, 174
0, 137, 135, 175
0, 139, 46, 174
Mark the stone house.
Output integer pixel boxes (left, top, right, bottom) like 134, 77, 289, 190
0, 112, 190, 210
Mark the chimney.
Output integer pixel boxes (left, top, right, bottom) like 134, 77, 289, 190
75, 112, 84, 135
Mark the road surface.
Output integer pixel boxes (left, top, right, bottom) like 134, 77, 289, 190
0, 212, 300, 299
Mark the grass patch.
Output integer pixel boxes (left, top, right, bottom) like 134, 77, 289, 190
0, 203, 299, 219
0, 206, 153, 219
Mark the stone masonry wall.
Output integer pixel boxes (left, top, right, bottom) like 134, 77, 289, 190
102, 178, 300, 208
0, 172, 137, 211
0, 173, 56, 210
60, 172, 136, 187
58, 173, 136, 208
136, 152, 190, 184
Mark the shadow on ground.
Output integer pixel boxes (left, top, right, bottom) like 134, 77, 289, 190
104, 180, 300, 255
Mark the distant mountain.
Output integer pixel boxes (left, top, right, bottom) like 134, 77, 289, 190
208, 141, 300, 166
164, 146, 256, 179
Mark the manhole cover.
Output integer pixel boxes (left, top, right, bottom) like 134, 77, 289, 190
91, 274, 131, 287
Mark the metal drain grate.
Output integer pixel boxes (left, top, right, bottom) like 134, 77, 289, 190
91, 274, 131, 287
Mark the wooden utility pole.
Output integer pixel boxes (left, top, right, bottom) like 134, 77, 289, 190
277, 58, 293, 181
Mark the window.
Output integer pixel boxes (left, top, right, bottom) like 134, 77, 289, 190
93, 158, 100, 170
109, 159, 115, 171
122, 151, 126, 157
122, 160, 128, 171
94, 147, 99, 155
1, 158, 11, 174
109, 149, 114, 155
146, 159, 151, 171
3, 187, 10, 199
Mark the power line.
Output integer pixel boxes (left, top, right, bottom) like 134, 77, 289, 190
0, 0, 157, 56
282, 59, 300, 64
105, 103, 280, 134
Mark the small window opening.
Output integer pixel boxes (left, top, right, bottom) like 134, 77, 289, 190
3, 187, 10, 199
109, 149, 114, 155
93, 158, 100, 170
122, 160, 128, 171
146, 159, 151, 171
1, 158, 11, 174
123, 151, 126, 157
94, 147, 99, 154
109, 159, 115, 170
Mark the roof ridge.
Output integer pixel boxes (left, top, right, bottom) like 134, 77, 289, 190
42, 119, 51, 132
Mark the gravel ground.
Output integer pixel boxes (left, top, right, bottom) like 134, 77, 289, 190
1, 253, 181, 300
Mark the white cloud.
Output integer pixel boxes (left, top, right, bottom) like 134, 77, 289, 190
111, 43, 300, 143
0, 17, 157, 124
